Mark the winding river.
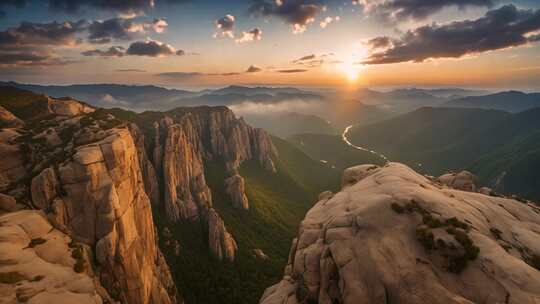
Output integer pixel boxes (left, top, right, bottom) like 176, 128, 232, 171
341, 125, 390, 163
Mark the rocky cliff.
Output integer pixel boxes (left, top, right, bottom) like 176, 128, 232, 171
0, 98, 178, 304
149, 106, 278, 261
260, 163, 540, 304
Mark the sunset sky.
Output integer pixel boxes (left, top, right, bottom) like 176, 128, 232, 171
1, 0, 539, 90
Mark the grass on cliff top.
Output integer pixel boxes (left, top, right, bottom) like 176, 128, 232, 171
156, 136, 339, 304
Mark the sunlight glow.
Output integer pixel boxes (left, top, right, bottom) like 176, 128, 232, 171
339, 59, 361, 82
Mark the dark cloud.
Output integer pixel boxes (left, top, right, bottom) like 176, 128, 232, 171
0, 20, 87, 48
277, 68, 308, 73
47, 0, 189, 14
176, 49, 186, 56
236, 28, 262, 43
292, 53, 335, 67
157, 71, 204, 79
48, 0, 154, 14
87, 17, 158, 44
363, 5, 540, 65
246, 65, 263, 73
0, 50, 75, 66
0, 20, 86, 67
365, 36, 391, 49
358, 0, 493, 23
81, 46, 125, 57
116, 68, 146, 72
126, 39, 177, 56
214, 14, 235, 38
156, 70, 244, 78
249, 0, 324, 33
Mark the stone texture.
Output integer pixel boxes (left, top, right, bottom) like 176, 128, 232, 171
260, 163, 540, 304
438, 170, 476, 192
208, 208, 237, 262
0, 210, 107, 304
0, 192, 18, 212
150, 107, 278, 261
30, 167, 59, 210
48, 97, 94, 116
56, 128, 177, 304
0, 129, 26, 192
128, 123, 160, 204
225, 174, 249, 210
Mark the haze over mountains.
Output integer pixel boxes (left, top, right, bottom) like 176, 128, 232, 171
1, 83, 540, 304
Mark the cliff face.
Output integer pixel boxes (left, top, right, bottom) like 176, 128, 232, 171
0, 101, 178, 304
150, 107, 278, 260
261, 163, 540, 304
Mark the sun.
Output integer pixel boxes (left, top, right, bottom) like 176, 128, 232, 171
339, 60, 360, 82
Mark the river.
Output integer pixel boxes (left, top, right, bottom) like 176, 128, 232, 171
341, 125, 390, 163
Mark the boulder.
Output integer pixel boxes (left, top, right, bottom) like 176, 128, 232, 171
31, 167, 59, 210
261, 163, 540, 304
438, 170, 476, 192
0, 210, 107, 304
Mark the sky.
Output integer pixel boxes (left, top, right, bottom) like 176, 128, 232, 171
0, 0, 539, 90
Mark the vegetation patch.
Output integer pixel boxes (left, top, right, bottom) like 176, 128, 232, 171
71, 243, 86, 273
394, 199, 480, 273
28, 237, 47, 248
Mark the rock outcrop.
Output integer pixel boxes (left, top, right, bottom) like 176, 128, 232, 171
152, 107, 277, 221
51, 128, 176, 304
225, 174, 249, 210
208, 208, 238, 262
260, 163, 540, 304
0, 93, 178, 304
0, 129, 26, 192
47, 97, 94, 117
150, 107, 278, 261
128, 123, 160, 204
0, 210, 108, 303
438, 170, 476, 192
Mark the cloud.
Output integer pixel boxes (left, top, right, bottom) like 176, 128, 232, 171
356, 0, 493, 23
363, 5, 540, 65
249, 0, 324, 33
235, 28, 262, 43
0, 20, 86, 66
126, 39, 179, 57
176, 49, 186, 56
214, 14, 235, 38
320, 15, 339, 28
152, 18, 168, 33
82, 46, 125, 57
0, 20, 87, 48
292, 53, 336, 67
0, 50, 76, 67
47, 0, 155, 14
277, 68, 308, 73
246, 65, 263, 73
116, 68, 146, 72
87, 17, 162, 44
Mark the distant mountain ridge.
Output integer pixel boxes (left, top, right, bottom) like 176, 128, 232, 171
346, 106, 540, 200
444, 91, 540, 112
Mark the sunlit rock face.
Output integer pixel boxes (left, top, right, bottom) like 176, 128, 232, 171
151, 106, 278, 261
260, 163, 540, 304
0, 98, 178, 304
